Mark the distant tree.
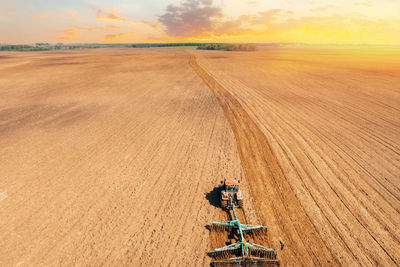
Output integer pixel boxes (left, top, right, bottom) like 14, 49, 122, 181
197, 43, 257, 51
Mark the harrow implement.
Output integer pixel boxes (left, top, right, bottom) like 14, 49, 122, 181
209, 206, 280, 266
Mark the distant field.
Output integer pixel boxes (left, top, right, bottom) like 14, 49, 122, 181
0, 47, 399, 266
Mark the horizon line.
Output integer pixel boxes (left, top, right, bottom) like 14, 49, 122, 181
1, 42, 400, 47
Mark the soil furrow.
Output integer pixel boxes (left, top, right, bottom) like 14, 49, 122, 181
189, 54, 338, 265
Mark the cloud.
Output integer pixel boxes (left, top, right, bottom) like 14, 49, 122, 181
159, 0, 222, 36
105, 32, 136, 40
239, 9, 292, 25
33, 14, 47, 19
155, 2, 400, 44
58, 27, 81, 40
97, 9, 131, 23
157, 0, 294, 38
87, 27, 104, 31
96, 9, 161, 31
355, 1, 372, 7
204, 9, 293, 38
311, 5, 334, 12
245, 1, 258, 5
49, 1, 400, 44
105, 25, 121, 30
87, 25, 121, 32
252, 13, 400, 44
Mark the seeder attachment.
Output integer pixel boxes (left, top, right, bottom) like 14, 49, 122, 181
209, 207, 280, 266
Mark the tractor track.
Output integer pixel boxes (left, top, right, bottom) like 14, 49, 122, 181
189, 54, 339, 266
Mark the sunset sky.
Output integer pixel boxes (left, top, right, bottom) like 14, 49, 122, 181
1, 0, 399, 44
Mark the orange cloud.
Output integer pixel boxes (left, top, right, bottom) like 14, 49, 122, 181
146, 22, 161, 31
96, 9, 161, 31
51, 3, 400, 45
246, 1, 258, 5
153, 4, 400, 45
105, 32, 136, 40
58, 27, 81, 40
87, 27, 104, 31
96, 9, 131, 23
33, 14, 47, 19
105, 25, 121, 30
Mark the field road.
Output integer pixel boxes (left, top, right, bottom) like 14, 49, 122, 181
0, 47, 399, 266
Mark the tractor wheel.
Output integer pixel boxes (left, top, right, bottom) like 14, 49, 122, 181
221, 200, 228, 209
238, 200, 243, 208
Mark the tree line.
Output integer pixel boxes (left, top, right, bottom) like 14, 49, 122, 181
197, 43, 257, 51
0, 43, 257, 51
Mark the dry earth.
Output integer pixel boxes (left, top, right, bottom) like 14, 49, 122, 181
193, 47, 400, 266
0, 49, 245, 266
0, 47, 399, 266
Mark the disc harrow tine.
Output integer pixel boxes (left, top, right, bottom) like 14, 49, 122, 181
209, 189, 279, 266
210, 223, 234, 232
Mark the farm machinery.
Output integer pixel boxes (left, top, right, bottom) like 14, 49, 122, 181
209, 178, 280, 266
220, 178, 243, 209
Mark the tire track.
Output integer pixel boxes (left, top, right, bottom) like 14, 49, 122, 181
189, 54, 338, 265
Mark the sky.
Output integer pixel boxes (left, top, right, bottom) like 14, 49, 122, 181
0, 0, 399, 44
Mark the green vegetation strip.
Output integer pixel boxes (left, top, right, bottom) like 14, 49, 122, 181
0, 43, 257, 51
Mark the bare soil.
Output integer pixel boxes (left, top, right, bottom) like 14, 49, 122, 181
193, 47, 400, 266
0, 47, 399, 266
0, 49, 243, 266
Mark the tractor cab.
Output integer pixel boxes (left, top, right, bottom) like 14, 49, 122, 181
225, 183, 240, 192
220, 178, 243, 209
224, 178, 240, 192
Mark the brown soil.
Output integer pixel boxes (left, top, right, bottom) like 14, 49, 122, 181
0, 47, 399, 266
0, 49, 243, 266
190, 55, 337, 265
193, 47, 400, 266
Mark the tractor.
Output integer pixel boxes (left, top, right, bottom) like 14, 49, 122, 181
220, 178, 243, 209
210, 178, 280, 266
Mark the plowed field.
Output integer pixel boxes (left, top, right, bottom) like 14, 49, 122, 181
0, 49, 244, 266
0, 47, 399, 266
192, 47, 400, 266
